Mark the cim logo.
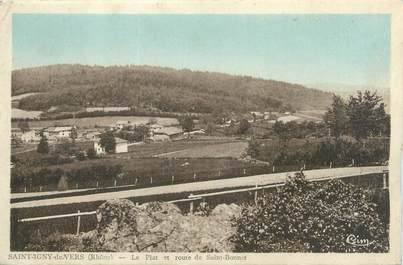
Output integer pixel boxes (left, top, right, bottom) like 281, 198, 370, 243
346, 234, 374, 247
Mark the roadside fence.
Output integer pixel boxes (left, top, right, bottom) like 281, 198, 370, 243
12, 158, 383, 194
15, 169, 388, 235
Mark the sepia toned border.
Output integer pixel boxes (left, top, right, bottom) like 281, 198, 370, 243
0, 1, 401, 264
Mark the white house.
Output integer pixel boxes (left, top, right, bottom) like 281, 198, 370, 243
42, 126, 73, 140
21, 130, 41, 143
93, 137, 128, 155
115, 120, 130, 130
250, 111, 264, 119
264, 112, 279, 120
151, 126, 184, 141
115, 137, 129, 153
148, 123, 164, 135
184, 129, 206, 136
81, 129, 102, 141
93, 140, 106, 156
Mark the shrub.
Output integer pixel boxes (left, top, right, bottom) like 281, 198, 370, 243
231, 173, 389, 253
86, 148, 97, 159
75, 151, 86, 161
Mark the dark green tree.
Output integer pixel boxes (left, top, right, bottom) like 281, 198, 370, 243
272, 121, 297, 146
373, 102, 390, 137
247, 139, 260, 158
324, 94, 349, 138
346, 91, 388, 139
132, 125, 150, 142
87, 147, 97, 159
37, 133, 49, 154
99, 132, 116, 153
179, 115, 194, 137
238, 119, 251, 135
57, 174, 69, 191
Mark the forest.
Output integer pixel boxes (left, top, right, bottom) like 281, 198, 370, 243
12, 64, 333, 114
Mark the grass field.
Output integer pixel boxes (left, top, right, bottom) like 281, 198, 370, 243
12, 108, 43, 119
11, 144, 38, 155
155, 141, 248, 158
123, 138, 245, 158
11, 116, 179, 129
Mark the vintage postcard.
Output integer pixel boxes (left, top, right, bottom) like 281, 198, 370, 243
0, 0, 401, 264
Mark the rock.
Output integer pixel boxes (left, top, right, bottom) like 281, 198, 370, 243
87, 199, 241, 252
211, 203, 241, 221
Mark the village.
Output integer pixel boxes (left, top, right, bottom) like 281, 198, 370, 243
11, 109, 323, 158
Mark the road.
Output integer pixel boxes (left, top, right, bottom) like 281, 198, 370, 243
11, 166, 387, 209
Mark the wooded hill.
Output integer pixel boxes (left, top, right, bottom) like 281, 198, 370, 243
12, 64, 332, 113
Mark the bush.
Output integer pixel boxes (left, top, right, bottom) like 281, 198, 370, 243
251, 136, 389, 168
75, 151, 86, 161
238, 119, 251, 135
87, 148, 97, 159
231, 173, 389, 253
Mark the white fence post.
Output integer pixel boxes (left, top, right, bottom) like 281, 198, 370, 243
383, 173, 387, 189
254, 185, 258, 205
193, 172, 196, 180
114, 179, 117, 187
150, 177, 153, 184
243, 168, 246, 175
171, 175, 175, 184
135, 178, 138, 186
189, 194, 194, 214
76, 210, 81, 235
329, 162, 332, 169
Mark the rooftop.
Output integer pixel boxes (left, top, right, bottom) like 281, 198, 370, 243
44, 126, 73, 132
277, 115, 301, 123
154, 126, 183, 136
115, 137, 129, 144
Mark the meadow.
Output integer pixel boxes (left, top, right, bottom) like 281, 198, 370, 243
11, 155, 273, 193
154, 141, 248, 158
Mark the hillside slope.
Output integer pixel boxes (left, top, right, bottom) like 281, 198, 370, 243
12, 64, 332, 113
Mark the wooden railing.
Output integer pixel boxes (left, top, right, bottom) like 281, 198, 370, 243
18, 210, 96, 235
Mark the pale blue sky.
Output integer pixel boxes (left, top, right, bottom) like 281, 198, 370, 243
12, 14, 390, 88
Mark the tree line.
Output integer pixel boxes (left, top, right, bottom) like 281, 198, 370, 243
324, 91, 390, 139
